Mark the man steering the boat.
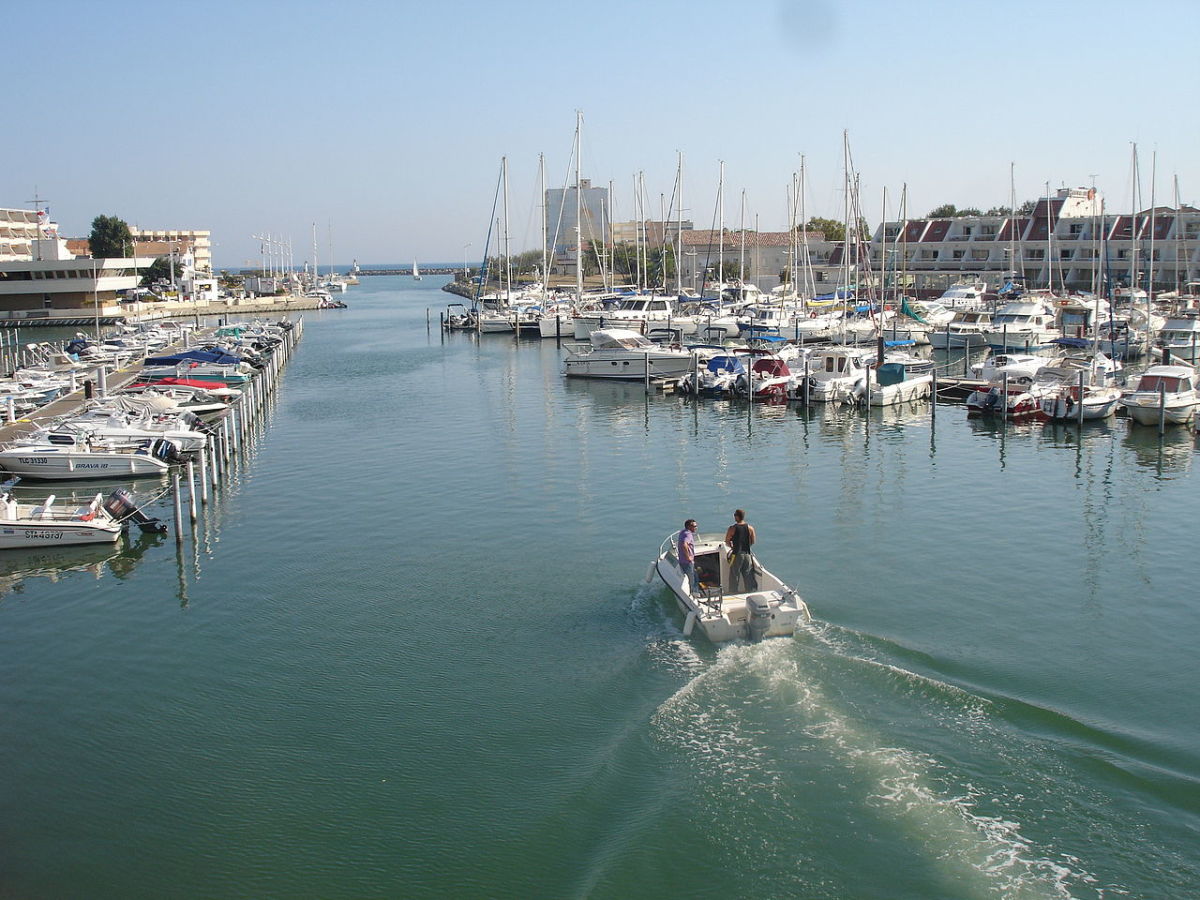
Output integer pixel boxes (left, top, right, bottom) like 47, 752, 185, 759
725, 509, 757, 593
678, 519, 698, 595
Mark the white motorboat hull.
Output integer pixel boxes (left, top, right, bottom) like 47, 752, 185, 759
0, 447, 171, 480
869, 374, 933, 406
1039, 387, 1122, 421
1120, 396, 1198, 426
652, 533, 808, 643
0, 519, 122, 548
563, 353, 694, 381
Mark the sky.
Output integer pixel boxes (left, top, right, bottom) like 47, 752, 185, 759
7, 0, 1199, 269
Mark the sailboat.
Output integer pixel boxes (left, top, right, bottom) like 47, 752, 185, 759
412, 260, 422, 281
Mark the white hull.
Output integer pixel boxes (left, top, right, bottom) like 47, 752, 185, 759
1121, 396, 1198, 426
1039, 387, 1122, 420
927, 329, 989, 349
0, 520, 121, 548
0, 493, 123, 548
0, 447, 171, 480
869, 374, 933, 406
563, 354, 694, 380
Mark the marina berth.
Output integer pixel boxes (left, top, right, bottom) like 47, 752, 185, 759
562, 328, 696, 381
651, 530, 809, 643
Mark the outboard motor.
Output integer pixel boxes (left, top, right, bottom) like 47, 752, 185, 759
150, 438, 186, 464
103, 488, 168, 534
744, 594, 773, 642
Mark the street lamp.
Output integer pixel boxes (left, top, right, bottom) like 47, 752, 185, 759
463, 243, 473, 283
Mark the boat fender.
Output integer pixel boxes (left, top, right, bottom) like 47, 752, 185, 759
682, 610, 697, 637
644, 562, 657, 584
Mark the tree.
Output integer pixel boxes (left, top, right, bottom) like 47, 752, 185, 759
88, 215, 133, 258
801, 217, 844, 243
926, 204, 960, 218
140, 256, 173, 286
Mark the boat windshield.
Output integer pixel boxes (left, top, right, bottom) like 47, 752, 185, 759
1137, 375, 1184, 393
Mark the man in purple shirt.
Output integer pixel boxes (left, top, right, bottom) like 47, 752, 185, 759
677, 518, 698, 595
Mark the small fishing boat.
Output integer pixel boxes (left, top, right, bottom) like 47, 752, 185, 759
650, 530, 809, 642
0, 491, 122, 548
0, 486, 164, 548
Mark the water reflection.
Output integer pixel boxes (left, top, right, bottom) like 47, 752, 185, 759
0, 530, 165, 601
1121, 424, 1196, 479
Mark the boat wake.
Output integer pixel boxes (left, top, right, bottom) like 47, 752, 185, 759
649, 633, 1106, 898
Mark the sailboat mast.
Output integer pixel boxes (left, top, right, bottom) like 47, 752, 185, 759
1148, 150, 1158, 301
717, 160, 725, 295
502, 156, 513, 305
574, 112, 583, 305
1008, 162, 1020, 298
539, 153, 548, 305
676, 151, 684, 296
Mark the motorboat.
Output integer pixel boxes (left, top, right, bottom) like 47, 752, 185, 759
0, 490, 122, 548
935, 279, 991, 310
970, 352, 1052, 384
733, 355, 796, 401
1154, 315, 1200, 363
867, 361, 934, 407
965, 382, 1041, 419
0, 432, 185, 480
678, 353, 747, 397
926, 308, 992, 349
1119, 365, 1200, 426
790, 346, 874, 403
650, 530, 810, 643
562, 328, 695, 381
572, 295, 695, 340
982, 300, 1061, 350
60, 408, 210, 453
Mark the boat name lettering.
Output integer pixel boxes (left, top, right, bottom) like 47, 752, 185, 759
17, 457, 49, 465
26, 532, 65, 540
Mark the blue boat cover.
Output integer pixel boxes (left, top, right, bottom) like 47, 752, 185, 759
145, 348, 245, 366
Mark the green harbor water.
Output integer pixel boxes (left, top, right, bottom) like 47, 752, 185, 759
2, 276, 1198, 899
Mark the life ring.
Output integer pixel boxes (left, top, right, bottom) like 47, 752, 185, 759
809, 311, 818, 319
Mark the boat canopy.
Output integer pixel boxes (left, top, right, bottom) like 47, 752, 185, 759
752, 358, 791, 377
706, 355, 746, 374
589, 329, 655, 350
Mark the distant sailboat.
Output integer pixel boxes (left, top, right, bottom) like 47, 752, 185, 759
412, 260, 422, 281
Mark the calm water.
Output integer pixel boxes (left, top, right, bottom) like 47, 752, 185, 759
2, 277, 1198, 899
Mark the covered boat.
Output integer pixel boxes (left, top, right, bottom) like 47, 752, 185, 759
650, 530, 809, 643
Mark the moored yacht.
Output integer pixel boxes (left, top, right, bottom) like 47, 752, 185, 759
562, 328, 695, 381
1119, 364, 1200, 426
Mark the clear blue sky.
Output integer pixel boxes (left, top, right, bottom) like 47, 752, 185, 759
7, 0, 1198, 268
